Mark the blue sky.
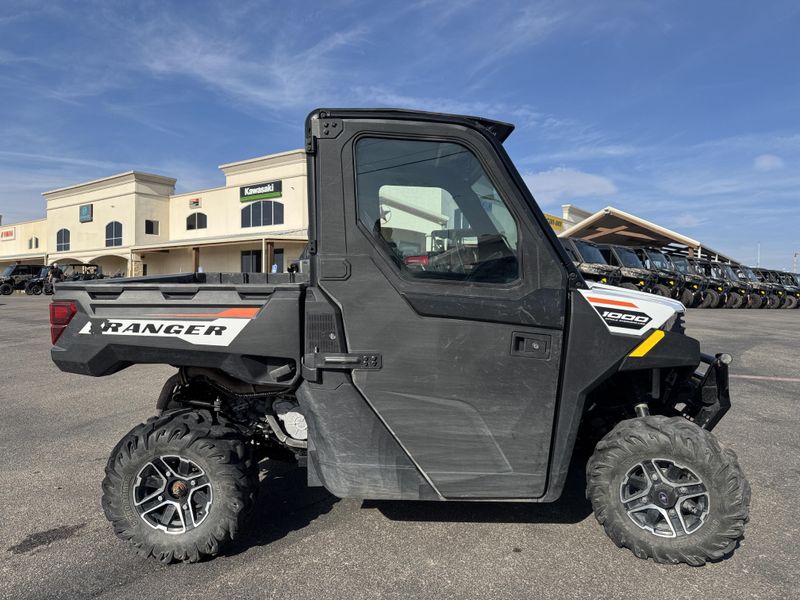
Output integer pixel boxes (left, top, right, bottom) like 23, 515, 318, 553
1, 0, 799, 268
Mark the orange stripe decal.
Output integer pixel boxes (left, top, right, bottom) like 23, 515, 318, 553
586, 296, 638, 308
148, 307, 260, 318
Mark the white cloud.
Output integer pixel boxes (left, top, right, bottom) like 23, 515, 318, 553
753, 153, 784, 171
522, 167, 617, 204
672, 213, 704, 228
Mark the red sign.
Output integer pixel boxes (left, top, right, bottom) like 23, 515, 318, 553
189, 198, 202, 208
0, 228, 15, 241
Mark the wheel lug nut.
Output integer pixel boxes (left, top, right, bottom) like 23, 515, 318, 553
190, 480, 196, 486
669, 509, 676, 515
651, 474, 659, 481
183, 504, 188, 510
158, 495, 163, 501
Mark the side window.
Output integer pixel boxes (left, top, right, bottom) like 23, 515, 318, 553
355, 138, 519, 284
145, 219, 159, 235
105, 221, 123, 247
56, 228, 70, 252
187, 212, 208, 230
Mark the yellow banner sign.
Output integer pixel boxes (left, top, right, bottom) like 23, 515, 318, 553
544, 213, 564, 232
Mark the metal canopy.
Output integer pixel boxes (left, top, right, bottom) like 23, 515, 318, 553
558, 206, 737, 263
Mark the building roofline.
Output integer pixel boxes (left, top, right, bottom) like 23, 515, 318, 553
43, 171, 177, 198
219, 149, 306, 176
0, 217, 47, 227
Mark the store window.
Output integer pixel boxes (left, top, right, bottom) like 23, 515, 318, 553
241, 250, 262, 273
187, 212, 207, 230
145, 220, 159, 235
105, 221, 123, 247
241, 201, 285, 228
56, 229, 70, 252
355, 137, 519, 284
28, 237, 39, 250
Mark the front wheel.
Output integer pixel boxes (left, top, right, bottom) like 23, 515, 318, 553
700, 289, 719, 308
766, 295, 781, 309
747, 294, 763, 309
102, 409, 259, 563
781, 296, 797, 309
587, 416, 750, 565
652, 284, 671, 297
726, 292, 744, 309
26, 282, 43, 295
679, 289, 695, 307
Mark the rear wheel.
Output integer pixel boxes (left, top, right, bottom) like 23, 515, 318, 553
102, 409, 258, 563
0, 282, 12, 295
587, 416, 750, 565
26, 282, 43, 295
652, 284, 671, 297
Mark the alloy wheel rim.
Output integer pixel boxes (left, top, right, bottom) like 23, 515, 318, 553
132, 455, 213, 535
619, 458, 710, 538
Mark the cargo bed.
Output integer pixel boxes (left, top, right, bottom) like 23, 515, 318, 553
51, 272, 309, 387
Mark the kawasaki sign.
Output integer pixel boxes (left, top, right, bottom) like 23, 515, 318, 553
240, 180, 282, 202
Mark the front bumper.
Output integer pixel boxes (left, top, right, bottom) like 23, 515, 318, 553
689, 353, 731, 430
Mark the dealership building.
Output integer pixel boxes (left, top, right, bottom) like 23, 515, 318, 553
0, 149, 309, 277
0, 147, 737, 278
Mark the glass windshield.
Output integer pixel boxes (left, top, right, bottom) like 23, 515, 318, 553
615, 247, 643, 268
668, 255, 691, 274
573, 240, 607, 264
646, 250, 670, 270
739, 267, 758, 282
1, 266, 13, 277
719, 263, 739, 280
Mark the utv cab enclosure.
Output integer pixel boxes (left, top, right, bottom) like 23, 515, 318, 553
50, 108, 749, 566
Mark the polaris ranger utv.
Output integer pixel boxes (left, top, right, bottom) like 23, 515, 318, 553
689, 258, 729, 309
49, 109, 749, 566
664, 254, 706, 308
733, 265, 769, 309
776, 272, 800, 309
751, 267, 786, 309
632, 248, 683, 300
560, 237, 621, 287
0, 263, 46, 295
597, 243, 656, 293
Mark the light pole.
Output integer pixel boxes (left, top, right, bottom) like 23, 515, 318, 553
794, 251, 799, 273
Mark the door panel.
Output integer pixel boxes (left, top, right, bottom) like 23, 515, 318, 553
313, 116, 568, 498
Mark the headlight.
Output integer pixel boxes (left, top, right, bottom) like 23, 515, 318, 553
718, 287, 723, 291
669, 280, 674, 285
692, 284, 698, 289
639, 280, 645, 285
601, 277, 607, 283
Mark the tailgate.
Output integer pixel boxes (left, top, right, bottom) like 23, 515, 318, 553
50, 279, 304, 387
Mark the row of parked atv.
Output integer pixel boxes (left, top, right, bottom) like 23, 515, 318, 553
561, 238, 800, 309
0, 263, 107, 296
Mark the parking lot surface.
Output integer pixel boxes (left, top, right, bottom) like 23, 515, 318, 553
1, 294, 799, 599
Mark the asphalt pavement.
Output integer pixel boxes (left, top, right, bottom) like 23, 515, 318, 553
1, 294, 798, 599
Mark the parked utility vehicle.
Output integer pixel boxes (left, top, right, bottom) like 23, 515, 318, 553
664, 254, 706, 307
560, 238, 621, 287
0, 263, 45, 295
598, 244, 655, 293
50, 109, 749, 566
633, 248, 683, 300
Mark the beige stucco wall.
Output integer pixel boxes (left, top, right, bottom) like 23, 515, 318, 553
0, 218, 48, 264
1, 151, 308, 276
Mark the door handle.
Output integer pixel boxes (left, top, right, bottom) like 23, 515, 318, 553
510, 332, 551, 359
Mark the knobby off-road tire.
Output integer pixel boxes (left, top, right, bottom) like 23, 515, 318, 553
725, 292, 744, 309
586, 416, 750, 566
781, 296, 798, 309
700, 289, 719, 308
747, 294, 763, 309
102, 409, 259, 563
0, 282, 13, 295
652, 284, 671, 297
679, 289, 695, 307
26, 282, 43, 295
766, 294, 781, 309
